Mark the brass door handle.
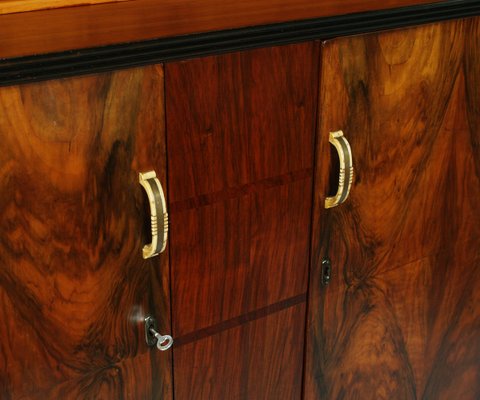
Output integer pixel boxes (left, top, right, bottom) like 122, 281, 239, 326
139, 171, 168, 258
325, 130, 354, 209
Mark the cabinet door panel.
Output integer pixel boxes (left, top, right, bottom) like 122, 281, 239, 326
305, 18, 480, 399
0, 67, 172, 399
166, 43, 320, 399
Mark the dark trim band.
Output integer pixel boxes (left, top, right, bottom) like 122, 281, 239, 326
1, 0, 479, 86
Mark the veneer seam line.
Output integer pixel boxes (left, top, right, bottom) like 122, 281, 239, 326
173, 293, 307, 347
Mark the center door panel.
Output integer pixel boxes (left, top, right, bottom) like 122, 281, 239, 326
165, 43, 320, 399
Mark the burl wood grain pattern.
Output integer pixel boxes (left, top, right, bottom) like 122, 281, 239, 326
165, 43, 319, 399
305, 17, 480, 399
0, 66, 172, 399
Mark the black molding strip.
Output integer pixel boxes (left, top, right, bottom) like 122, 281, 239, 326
1, 0, 479, 86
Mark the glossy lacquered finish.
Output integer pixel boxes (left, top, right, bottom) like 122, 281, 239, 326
305, 17, 480, 399
1, 8, 479, 400
165, 43, 319, 399
0, 0, 441, 58
0, 66, 173, 399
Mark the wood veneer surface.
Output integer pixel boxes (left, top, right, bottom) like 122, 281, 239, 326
0, 0, 440, 58
166, 42, 319, 334
0, 65, 173, 399
165, 43, 319, 398
305, 17, 480, 399
174, 303, 306, 400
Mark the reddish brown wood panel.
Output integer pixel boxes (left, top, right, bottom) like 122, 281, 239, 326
174, 303, 306, 400
305, 17, 480, 399
0, 0, 440, 58
166, 43, 317, 204
0, 66, 172, 399
165, 43, 319, 398
169, 178, 312, 336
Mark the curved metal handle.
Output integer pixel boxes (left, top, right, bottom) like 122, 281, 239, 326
325, 130, 354, 209
139, 171, 168, 258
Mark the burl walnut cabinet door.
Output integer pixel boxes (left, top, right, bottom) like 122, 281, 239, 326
165, 42, 320, 399
0, 66, 173, 399
305, 18, 480, 399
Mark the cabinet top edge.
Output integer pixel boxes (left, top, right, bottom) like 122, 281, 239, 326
1, 0, 479, 87
0, 0, 446, 59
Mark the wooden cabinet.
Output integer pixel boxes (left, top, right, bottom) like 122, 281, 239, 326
0, 3, 479, 399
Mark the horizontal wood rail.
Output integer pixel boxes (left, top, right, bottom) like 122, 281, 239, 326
1, 0, 442, 59
2, 1, 480, 86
